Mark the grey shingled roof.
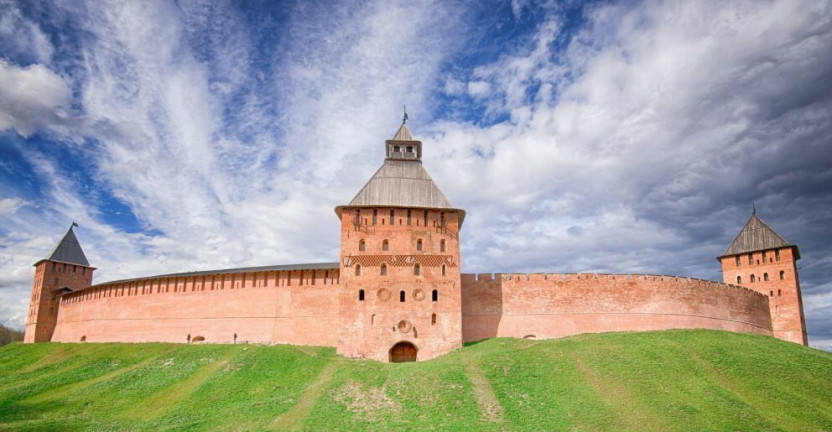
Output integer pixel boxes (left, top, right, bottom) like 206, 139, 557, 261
391, 122, 413, 141
335, 122, 465, 224
346, 159, 456, 209
721, 213, 797, 258
45, 226, 90, 266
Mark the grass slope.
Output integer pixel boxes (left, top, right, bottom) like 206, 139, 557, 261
1, 330, 831, 431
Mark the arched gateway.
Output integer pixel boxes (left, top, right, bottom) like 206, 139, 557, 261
389, 341, 418, 363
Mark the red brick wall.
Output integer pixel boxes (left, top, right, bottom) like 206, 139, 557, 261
337, 207, 463, 362
51, 268, 340, 345
44, 262, 778, 356
24, 260, 94, 343
461, 273, 773, 342
720, 246, 807, 345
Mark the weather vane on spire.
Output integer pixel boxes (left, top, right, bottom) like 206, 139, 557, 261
403, 105, 408, 124
752, 202, 757, 215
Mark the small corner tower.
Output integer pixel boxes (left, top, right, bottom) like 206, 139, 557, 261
24, 224, 95, 343
718, 210, 807, 345
335, 115, 466, 362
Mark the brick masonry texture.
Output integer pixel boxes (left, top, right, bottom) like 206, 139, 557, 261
24, 124, 808, 361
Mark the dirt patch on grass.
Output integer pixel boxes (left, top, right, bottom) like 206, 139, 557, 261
462, 355, 504, 423
331, 379, 400, 422
575, 357, 667, 431
271, 361, 338, 430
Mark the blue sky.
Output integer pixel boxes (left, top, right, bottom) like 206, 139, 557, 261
2, 0, 831, 350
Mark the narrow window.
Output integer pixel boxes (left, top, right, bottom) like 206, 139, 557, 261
432, 289, 438, 302
751, 274, 756, 283
359, 289, 365, 301
735, 256, 741, 266
381, 264, 387, 276
51, 262, 56, 271
359, 240, 366, 251
775, 250, 781, 261
407, 210, 411, 226
762, 251, 767, 262
737, 275, 742, 284
400, 290, 405, 302
82, 267, 86, 275
324, 271, 329, 285
355, 209, 360, 224
373, 209, 378, 225
424, 210, 428, 226
780, 270, 785, 280
770, 291, 774, 297
748, 255, 753, 265
764, 272, 769, 281
440, 239, 446, 253
414, 264, 421, 276
431, 313, 436, 325
382, 240, 389, 251
390, 210, 395, 224
355, 265, 362, 276
440, 212, 445, 227
442, 265, 446, 276
778, 289, 781, 296
416, 239, 423, 251
72, 265, 76, 273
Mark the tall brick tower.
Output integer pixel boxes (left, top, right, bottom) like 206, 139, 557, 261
718, 210, 807, 345
24, 225, 95, 343
335, 117, 465, 362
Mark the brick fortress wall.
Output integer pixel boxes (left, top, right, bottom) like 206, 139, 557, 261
49, 267, 775, 348
461, 273, 773, 342
51, 267, 340, 345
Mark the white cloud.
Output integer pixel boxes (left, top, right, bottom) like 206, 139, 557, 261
0, 59, 71, 137
467, 80, 491, 98
0, 0, 54, 64
0, 0, 830, 348
0, 198, 27, 216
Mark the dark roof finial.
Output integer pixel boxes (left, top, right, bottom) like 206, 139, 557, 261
752, 202, 756, 215
403, 105, 408, 124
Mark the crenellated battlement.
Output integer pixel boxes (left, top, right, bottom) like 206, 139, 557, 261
61, 265, 340, 305
462, 272, 766, 299
460, 270, 773, 343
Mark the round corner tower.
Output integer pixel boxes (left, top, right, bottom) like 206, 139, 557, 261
335, 118, 465, 362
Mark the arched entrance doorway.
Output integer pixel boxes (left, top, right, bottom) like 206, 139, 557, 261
389, 341, 417, 363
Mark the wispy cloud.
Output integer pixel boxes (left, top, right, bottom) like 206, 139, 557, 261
1, 0, 830, 350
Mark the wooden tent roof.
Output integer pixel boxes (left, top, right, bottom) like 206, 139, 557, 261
335, 120, 465, 225
38, 225, 91, 267
720, 212, 798, 259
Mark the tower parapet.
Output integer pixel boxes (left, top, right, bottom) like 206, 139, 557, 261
718, 211, 807, 345
25, 225, 95, 342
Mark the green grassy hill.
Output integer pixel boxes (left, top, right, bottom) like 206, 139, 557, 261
1, 330, 831, 431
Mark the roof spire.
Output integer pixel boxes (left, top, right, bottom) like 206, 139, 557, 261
43, 224, 91, 267
752, 202, 756, 215
403, 105, 408, 124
